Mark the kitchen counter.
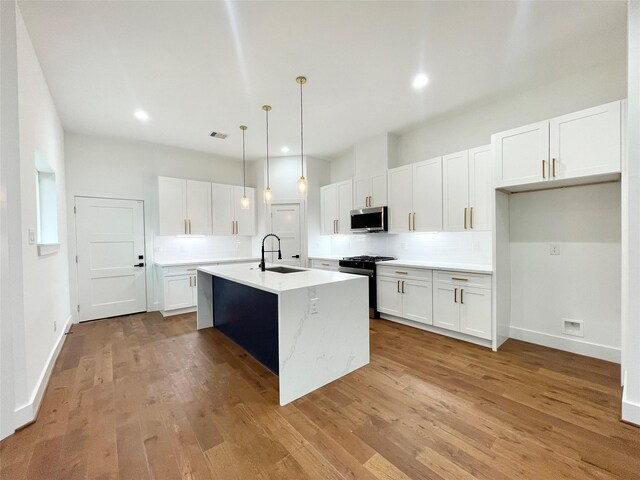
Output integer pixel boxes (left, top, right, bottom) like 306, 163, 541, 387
378, 259, 493, 274
154, 256, 259, 267
196, 262, 369, 405
308, 255, 345, 261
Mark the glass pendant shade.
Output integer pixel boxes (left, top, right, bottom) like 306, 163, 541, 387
263, 186, 272, 203
297, 176, 308, 196
240, 194, 250, 209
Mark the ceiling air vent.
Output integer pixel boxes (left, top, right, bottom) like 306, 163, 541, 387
209, 131, 228, 139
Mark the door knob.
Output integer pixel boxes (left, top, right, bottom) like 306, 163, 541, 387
291, 255, 300, 258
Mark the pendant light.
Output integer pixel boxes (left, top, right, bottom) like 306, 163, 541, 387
262, 105, 273, 203
239, 125, 250, 209
296, 76, 308, 197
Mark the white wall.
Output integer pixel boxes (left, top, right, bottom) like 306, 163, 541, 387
64, 132, 253, 314
509, 183, 621, 362
330, 148, 354, 183
1, 3, 72, 440
397, 60, 627, 165
622, 0, 640, 425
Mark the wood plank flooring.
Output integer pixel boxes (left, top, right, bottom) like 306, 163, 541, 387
1, 312, 638, 479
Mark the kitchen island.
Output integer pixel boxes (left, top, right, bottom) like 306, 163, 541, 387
196, 263, 369, 405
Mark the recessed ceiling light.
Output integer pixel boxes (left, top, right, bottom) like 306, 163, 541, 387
281, 146, 290, 153
412, 74, 429, 89
134, 109, 149, 122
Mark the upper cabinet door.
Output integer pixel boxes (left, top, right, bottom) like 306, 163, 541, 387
442, 151, 470, 232
412, 157, 443, 232
468, 146, 492, 231
337, 180, 353, 234
234, 186, 256, 236
320, 184, 338, 235
186, 180, 212, 235
550, 100, 621, 180
493, 120, 549, 188
369, 171, 388, 207
387, 166, 413, 233
353, 176, 371, 209
159, 177, 187, 235
211, 183, 234, 235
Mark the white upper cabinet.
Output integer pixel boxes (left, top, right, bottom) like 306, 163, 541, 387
443, 151, 470, 232
321, 180, 352, 235
211, 183, 234, 235
443, 148, 492, 232
413, 157, 443, 232
159, 177, 188, 235
493, 121, 549, 189
493, 100, 622, 191
468, 146, 492, 231
388, 166, 413, 233
550, 100, 621, 180
186, 180, 212, 235
234, 186, 256, 236
388, 157, 442, 233
211, 183, 256, 236
354, 172, 387, 209
159, 177, 212, 235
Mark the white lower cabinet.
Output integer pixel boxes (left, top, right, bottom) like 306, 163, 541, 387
378, 265, 493, 343
433, 271, 492, 340
377, 268, 433, 325
164, 274, 196, 311
310, 259, 339, 271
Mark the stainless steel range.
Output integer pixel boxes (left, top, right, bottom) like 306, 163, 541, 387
338, 255, 395, 318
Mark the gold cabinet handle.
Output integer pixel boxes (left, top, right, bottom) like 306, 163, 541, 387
189, 276, 193, 287
552, 158, 557, 178
401, 281, 405, 294
542, 159, 546, 179
454, 287, 457, 303
397, 280, 401, 293
469, 207, 473, 229
235, 221, 238, 235
408, 212, 412, 231
185, 219, 188, 234
460, 288, 464, 304
395, 271, 408, 275
193, 275, 196, 287
337, 219, 339, 233
451, 277, 468, 281
188, 219, 192, 234
412, 212, 416, 231
464, 208, 467, 229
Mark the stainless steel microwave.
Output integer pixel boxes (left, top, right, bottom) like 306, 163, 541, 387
350, 206, 388, 233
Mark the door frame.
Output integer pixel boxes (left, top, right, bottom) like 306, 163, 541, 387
72, 195, 148, 322
266, 201, 307, 266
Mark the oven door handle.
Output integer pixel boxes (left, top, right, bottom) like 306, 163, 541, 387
338, 266, 374, 277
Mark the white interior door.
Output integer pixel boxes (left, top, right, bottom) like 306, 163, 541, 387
75, 197, 146, 321
269, 203, 301, 266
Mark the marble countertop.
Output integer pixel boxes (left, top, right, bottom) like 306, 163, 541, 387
378, 259, 493, 274
154, 256, 260, 267
198, 262, 365, 294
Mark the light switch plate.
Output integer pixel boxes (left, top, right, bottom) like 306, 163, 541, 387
550, 244, 560, 255
28, 228, 36, 245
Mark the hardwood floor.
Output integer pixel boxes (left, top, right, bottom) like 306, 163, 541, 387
1, 312, 638, 479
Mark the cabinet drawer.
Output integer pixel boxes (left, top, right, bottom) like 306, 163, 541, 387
162, 264, 215, 277
435, 270, 491, 289
377, 265, 432, 281
311, 259, 339, 271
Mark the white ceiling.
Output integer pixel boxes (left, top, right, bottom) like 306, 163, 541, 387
18, 1, 627, 161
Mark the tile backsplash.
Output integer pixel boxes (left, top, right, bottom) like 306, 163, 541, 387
153, 235, 253, 262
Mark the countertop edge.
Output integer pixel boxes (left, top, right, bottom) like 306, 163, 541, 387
154, 257, 260, 267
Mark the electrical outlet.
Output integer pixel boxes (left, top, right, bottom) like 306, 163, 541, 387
236, 242, 241, 250
53, 320, 57, 332
28, 228, 36, 245
562, 318, 583, 337
550, 244, 560, 255
310, 298, 319, 315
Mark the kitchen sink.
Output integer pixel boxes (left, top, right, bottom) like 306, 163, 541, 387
265, 266, 307, 274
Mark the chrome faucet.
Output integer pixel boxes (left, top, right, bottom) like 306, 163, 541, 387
260, 234, 282, 272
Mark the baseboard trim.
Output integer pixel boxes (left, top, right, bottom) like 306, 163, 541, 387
160, 306, 196, 317
622, 371, 640, 426
379, 314, 492, 349
509, 326, 620, 363
13, 314, 73, 428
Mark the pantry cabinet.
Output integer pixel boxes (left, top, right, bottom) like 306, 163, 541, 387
442, 147, 491, 232
159, 177, 212, 235
353, 172, 387, 209
494, 100, 622, 190
321, 180, 352, 234
388, 157, 443, 233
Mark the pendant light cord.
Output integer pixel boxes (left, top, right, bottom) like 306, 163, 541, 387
266, 109, 270, 188
242, 127, 246, 195
300, 80, 304, 177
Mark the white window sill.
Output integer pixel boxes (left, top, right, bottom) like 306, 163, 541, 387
37, 243, 60, 256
